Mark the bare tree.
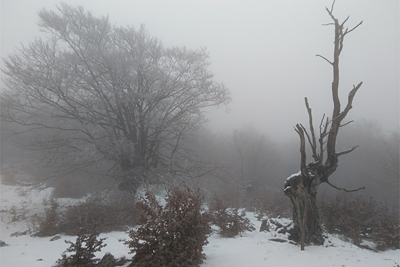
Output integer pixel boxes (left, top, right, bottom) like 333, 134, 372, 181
283, 1, 364, 250
223, 125, 280, 194
1, 4, 230, 189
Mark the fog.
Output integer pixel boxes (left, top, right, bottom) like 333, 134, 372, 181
1, 0, 398, 140
0, 1, 398, 209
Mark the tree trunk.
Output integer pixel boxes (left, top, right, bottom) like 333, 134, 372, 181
284, 173, 324, 250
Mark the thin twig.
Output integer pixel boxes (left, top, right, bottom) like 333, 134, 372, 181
339, 120, 353, 128
326, 180, 365, 192
316, 54, 333, 65
335, 145, 359, 157
329, 0, 336, 13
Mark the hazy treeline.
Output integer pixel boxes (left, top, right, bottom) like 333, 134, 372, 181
1, 115, 398, 210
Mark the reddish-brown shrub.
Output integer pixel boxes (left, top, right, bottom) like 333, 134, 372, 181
125, 186, 211, 267
61, 191, 139, 234
209, 195, 254, 237
243, 188, 292, 219
372, 204, 399, 250
54, 227, 106, 267
34, 190, 138, 236
319, 193, 399, 250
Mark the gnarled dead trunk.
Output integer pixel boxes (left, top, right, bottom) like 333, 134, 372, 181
284, 173, 324, 249
283, 1, 365, 250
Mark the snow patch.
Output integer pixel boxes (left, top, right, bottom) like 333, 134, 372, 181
286, 171, 302, 181
1, 183, 399, 267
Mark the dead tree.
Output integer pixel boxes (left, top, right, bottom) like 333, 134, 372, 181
283, 1, 364, 250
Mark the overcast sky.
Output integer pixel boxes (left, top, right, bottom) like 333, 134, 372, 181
1, 0, 399, 140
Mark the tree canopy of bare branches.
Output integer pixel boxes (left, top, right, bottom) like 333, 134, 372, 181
1, 3, 231, 186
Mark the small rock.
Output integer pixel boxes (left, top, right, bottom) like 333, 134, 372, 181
269, 238, 287, 243
115, 256, 128, 266
260, 219, 269, 232
50, 235, 61, 241
97, 253, 116, 267
0, 240, 7, 247
11, 230, 28, 237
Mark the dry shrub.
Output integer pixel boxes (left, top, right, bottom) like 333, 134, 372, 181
36, 198, 61, 236
34, 190, 138, 236
210, 183, 242, 208
0, 167, 18, 186
209, 195, 254, 237
319, 193, 399, 250
62, 191, 138, 234
54, 226, 106, 267
51, 177, 87, 199
372, 204, 399, 250
125, 186, 211, 267
243, 188, 292, 219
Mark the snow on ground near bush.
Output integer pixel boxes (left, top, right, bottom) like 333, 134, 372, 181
1, 184, 399, 267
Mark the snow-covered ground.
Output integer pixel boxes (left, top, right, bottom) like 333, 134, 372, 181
1, 183, 399, 267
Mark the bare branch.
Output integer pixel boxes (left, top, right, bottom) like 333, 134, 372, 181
329, 0, 336, 13
316, 54, 333, 65
340, 16, 350, 28
315, 115, 330, 163
295, 124, 308, 178
326, 180, 365, 192
322, 23, 335, 26
326, 6, 338, 24
303, 98, 318, 161
344, 21, 363, 36
335, 145, 359, 157
339, 120, 353, 128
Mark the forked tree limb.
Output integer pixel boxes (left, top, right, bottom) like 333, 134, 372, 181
294, 0, 363, 180
343, 21, 363, 37
320, 6, 363, 172
339, 82, 363, 121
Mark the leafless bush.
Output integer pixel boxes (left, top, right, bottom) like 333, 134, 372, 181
125, 186, 211, 267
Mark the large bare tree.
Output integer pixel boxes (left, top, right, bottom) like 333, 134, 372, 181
1, 3, 230, 189
283, 1, 364, 250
